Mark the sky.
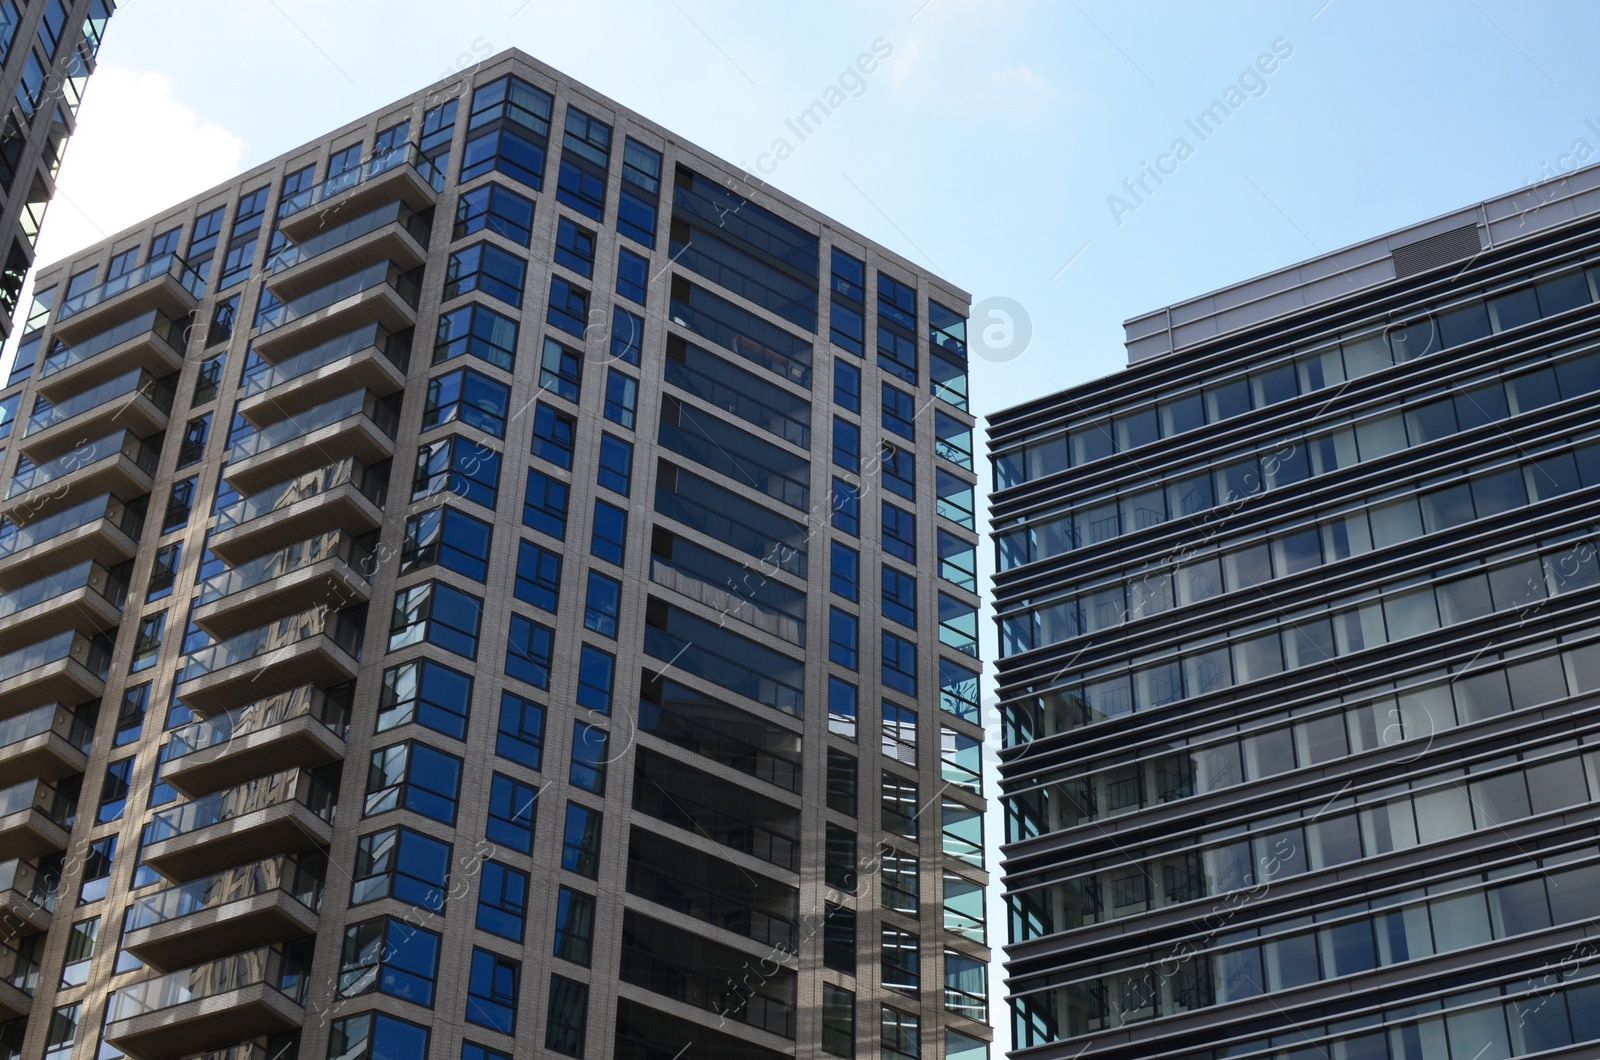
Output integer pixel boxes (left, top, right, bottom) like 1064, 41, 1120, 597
21, 0, 1600, 1048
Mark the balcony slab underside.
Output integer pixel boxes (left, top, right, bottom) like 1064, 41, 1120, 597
193, 558, 369, 640
123, 891, 318, 972
141, 803, 333, 883
207, 486, 381, 568
103, 982, 302, 1060
0, 518, 136, 591
238, 348, 405, 428
0, 731, 88, 783
162, 718, 344, 800
223, 417, 394, 494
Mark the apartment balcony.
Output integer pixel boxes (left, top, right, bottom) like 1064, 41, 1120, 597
265, 200, 430, 300
0, 630, 111, 720
141, 769, 337, 882
620, 911, 797, 1041
0, 702, 94, 782
0, 559, 126, 645
51, 254, 203, 346
222, 390, 398, 494
639, 677, 803, 793
0, 858, 56, 936
34, 309, 188, 402
249, 262, 420, 361
0, 779, 75, 861
0, 942, 37, 1021
632, 749, 800, 872
103, 943, 310, 1060
0, 494, 141, 590
276, 143, 440, 241
1, 430, 158, 525
209, 459, 384, 567
174, 607, 362, 714
193, 531, 373, 639
236, 324, 408, 428
19, 368, 174, 462
626, 828, 800, 952
160, 685, 349, 799
122, 856, 323, 971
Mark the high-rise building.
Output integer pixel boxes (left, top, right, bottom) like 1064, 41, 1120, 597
0, 48, 990, 1060
991, 166, 1600, 1059
0, 0, 114, 342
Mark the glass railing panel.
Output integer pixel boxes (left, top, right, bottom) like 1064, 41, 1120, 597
0, 630, 112, 684
267, 201, 431, 274
0, 560, 126, 620
239, 324, 410, 397
104, 945, 309, 1020
123, 855, 325, 930
162, 685, 351, 762
57, 255, 203, 319
40, 309, 188, 378
214, 459, 371, 533
0, 778, 74, 827
0, 857, 57, 912
0, 703, 93, 753
196, 532, 373, 604
276, 143, 440, 218
25, 369, 174, 434
146, 769, 336, 842
255, 263, 420, 335
227, 391, 398, 462
178, 608, 363, 682
0, 495, 141, 557
7, 431, 157, 497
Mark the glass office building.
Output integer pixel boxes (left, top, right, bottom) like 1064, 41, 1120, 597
0, 48, 989, 1060
992, 165, 1600, 1058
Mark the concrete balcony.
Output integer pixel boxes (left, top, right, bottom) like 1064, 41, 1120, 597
632, 749, 801, 872
0, 494, 141, 590
160, 685, 349, 799
264, 199, 429, 300
121, 856, 323, 972
1, 430, 158, 525
103, 944, 310, 1060
620, 911, 797, 1042
0, 702, 94, 783
35, 309, 188, 402
174, 607, 362, 715
249, 261, 419, 362
51, 254, 202, 346
141, 769, 337, 883
0, 943, 37, 1020
193, 531, 372, 639
276, 143, 440, 242
0, 630, 111, 721
19, 368, 174, 463
0, 779, 75, 861
236, 323, 408, 428
209, 459, 384, 567
0, 858, 56, 936
0, 559, 126, 645
222, 390, 399, 494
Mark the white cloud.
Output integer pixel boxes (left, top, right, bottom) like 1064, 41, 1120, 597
987, 62, 1051, 98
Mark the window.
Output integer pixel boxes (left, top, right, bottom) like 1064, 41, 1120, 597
827, 748, 858, 816
883, 926, 920, 995
414, 436, 501, 509
466, 948, 520, 1034
830, 607, 859, 669
445, 242, 527, 307
938, 530, 977, 592
147, 542, 181, 600
883, 769, 919, 835
462, 1042, 511, 1060
832, 478, 860, 535
835, 357, 862, 411
834, 417, 861, 473
436, 302, 519, 372
577, 643, 616, 710
477, 860, 529, 942
539, 337, 583, 401
338, 916, 442, 1006
532, 403, 576, 468
378, 658, 473, 739
584, 572, 621, 637
547, 275, 589, 337
131, 612, 165, 672
824, 902, 856, 972
424, 368, 511, 438
352, 826, 451, 909
603, 369, 638, 428
98, 759, 132, 822
364, 740, 463, 824
829, 676, 858, 738
402, 506, 492, 582
562, 802, 603, 876
496, 691, 545, 770
486, 772, 539, 853
514, 539, 563, 612
194, 354, 224, 403
177, 413, 210, 466
545, 975, 589, 1057
616, 247, 648, 303
883, 384, 916, 439
597, 433, 633, 494
883, 1007, 921, 1060
882, 443, 916, 500
506, 613, 554, 688
882, 845, 919, 911
164, 477, 197, 532
618, 137, 662, 246
945, 952, 987, 1021
826, 824, 857, 893
832, 541, 860, 600
523, 469, 570, 539
389, 580, 483, 659
78, 835, 115, 904
883, 566, 918, 628
570, 720, 608, 794
115, 684, 148, 746
611, 305, 644, 365
823, 984, 856, 1058
554, 886, 596, 965
883, 502, 917, 562
455, 182, 535, 245
591, 500, 627, 564
461, 126, 547, 188
328, 1013, 431, 1060
43, 1001, 79, 1060
555, 217, 596, 277
883, 632, 918, 696
558, 107, 612, 220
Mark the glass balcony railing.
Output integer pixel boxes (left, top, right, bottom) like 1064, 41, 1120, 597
196, 532, 374, 606
124, 854, 325, 932
6, 430, 158, 499
0, 494, 142, 559
619, 944, 795, 1038
146, 769, 336, 844
161, 685, 351, 763
239, 324, 410, 398
637, 694, 801, 792
39, 309, 188, 378
0, 630, 112, 685
266, 201, 431, 275
57, 254, 204, 320
227, 391, 398, 463
626, 859, 797, 949
0, 778, 76, 828
0, 703, 94, 756
0, 941, 39, 997
277, 143, 442, 219
633, 780, 798, 870
213, 459, 386, 534
178, 608, 363, 685
254, 262, 420, 335
0, 559, 127, 620
105, 944, 311, 1022
0, 857, 57, 914
25, 369, 174, 435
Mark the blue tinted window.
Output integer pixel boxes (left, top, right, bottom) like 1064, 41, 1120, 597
597, 433, 633, 495
831, 541, 859, 601
460, 127, 546, 189
831, 478, 859, 536
554, 217, 596, 278
523, 469, 569, 539
532, 403, 576, 469
477, 861, 529, 942
539, 337, 583, 402
829, 608, 859, 669
603, 369, 638, 428
569, 721, 608, 794
401, 506, 492, 582
462, 1043, 511, 1060
883, 502, 916, 562
547, 276, 589, 337
378, 658, 473, 739
329, 1011, 432, 1058
584, 572, 621, 638
882, 632, 918, 696
611, 306, 643, 365
455, 183, 535, 245
413, 437, 501, 509
590, 501, 627, 565
883, 384, 916, 440
828, 676, 858, 739
882, 444, 915, 500
576, 644, 615, 713
496, 691, 545, 770
554, 887, 595, 966
882, 566, 917, 628
424, 367, 511, 438
364, 741, 463, 825
436, 302, 518, 372
616, 248, 648, 304
351, 826, 451, 909
546, 976, 589, 1057
618, 137, 662, 246
561, 802, 602, 876
466, 948, 520, 1034
833, 417, 860, 473
506, 614, 554, 689
445, 242, 527, 307
487, 773, 539, 853
514, 539, 563, 613
834, 358, 861, 412
389, 581, 482, 659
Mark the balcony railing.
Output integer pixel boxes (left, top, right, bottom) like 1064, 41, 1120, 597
105, 945, 310, 1022
0, 560, 127, 621
6, 430, 158, 499
254, 262, 420, 336
0, 857, 56, 914
25, 369, 174, 435
0, 494, 142, 559
239, 324, 410, 398
0, 703, 93, 755
0, 941, 38, 997
627, 860, 797, 949
0, 630, 112, 686
57, 255, 203, 320
178, 608, 363, 684
39, 309, 188, 379
267, 201, 431, 274
162, 686, 350, 763
196, 532, 373, 606
277, 143, 442, 219
146, 769, 336, 845
0, 778, 75, 828
214, 459, 385, 534
633, 780, 798, 870
637, 696, 800, 793
124, 855, 324, 932
619, 944, 795, 1038
648, 555, 803, 646
227, 391, 398, 462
